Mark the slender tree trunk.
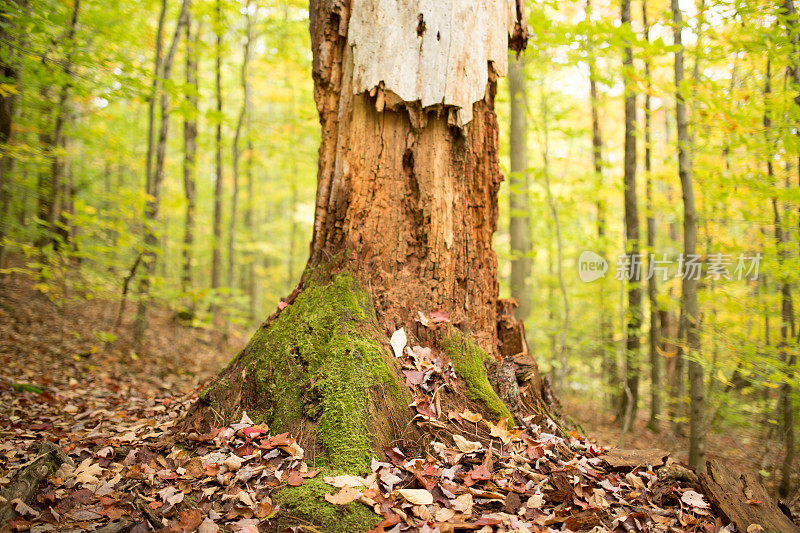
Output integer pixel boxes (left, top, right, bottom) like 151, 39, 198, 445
133, 0, 190, 349
764, 54, 797, 499
181, 9, 199, 299
210, 0, 224, 295
242, 6, 257, 320
620, 0, 641, 429
643, 0, 661, 432
782, 0, 800, 500
508, 54, 532, 322
671, 0, 705, 472
229, 4, 252, 294
538, 86, 569, 392
586, 0, 616, 408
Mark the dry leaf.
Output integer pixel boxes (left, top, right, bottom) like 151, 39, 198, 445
396, 488, 433, 505
324, 486, 361, 505
453, 434, 482, 453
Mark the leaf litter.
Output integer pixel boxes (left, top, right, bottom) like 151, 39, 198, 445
0, 276, 734, 532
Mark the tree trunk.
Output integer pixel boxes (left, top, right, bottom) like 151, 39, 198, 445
781, 0, 800, 500
671, 0, 705, 473
586, 0, 616, 409
620, 0, 641, 430
133, 0, 190, 349
210, 0, 224, 295
186, 5, 553, 521
229, 1, 252, 293
537, 84, 569, 392
508, 54, 532, 323
764, 56, 797, 499
181, 8, 199, 299
642, 0, 661, 432
242, 8, 257, 320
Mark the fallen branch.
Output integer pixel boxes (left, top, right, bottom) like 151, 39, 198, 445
0, 441, 74, 525
700, 459, 798, 532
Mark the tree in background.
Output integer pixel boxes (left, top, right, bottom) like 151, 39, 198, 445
619, 0, 641, 436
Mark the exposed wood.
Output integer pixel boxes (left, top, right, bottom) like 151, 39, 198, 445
700, 459, 798, 533
348, 0, 518, 127
0, 441, 73, 525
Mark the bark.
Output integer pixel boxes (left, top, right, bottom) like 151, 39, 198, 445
186, 4, 553, 516
210, 0, 223, 294
671, 0, 705, 472
181, 9, 199, 297
133, 0, 190, 349
642, 0, 661, 431
620, 0, 641, 429
508, 54, 532, 322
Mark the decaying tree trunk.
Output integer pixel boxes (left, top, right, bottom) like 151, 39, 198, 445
186, 1, 554, 510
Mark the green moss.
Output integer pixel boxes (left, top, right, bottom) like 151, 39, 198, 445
274, 472, 381, 532
440, 332, 513, 422
239, 274, 405, 470
199, 378, 229, 402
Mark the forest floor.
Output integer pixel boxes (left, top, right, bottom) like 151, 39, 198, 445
0, 270, 793, 532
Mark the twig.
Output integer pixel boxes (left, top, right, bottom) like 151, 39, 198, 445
115, 252, 142, 330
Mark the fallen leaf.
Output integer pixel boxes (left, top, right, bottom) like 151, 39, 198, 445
396, 488, 433, 505
390, 328, 407, 358
324, 486, 361, 505
681, 489, 710, 509
453, 434, 482, 453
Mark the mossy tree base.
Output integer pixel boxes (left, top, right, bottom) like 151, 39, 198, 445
183, 271, 551, 531
186, 273, 417, 471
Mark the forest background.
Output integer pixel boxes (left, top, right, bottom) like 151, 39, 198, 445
1, 0, 799, 504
